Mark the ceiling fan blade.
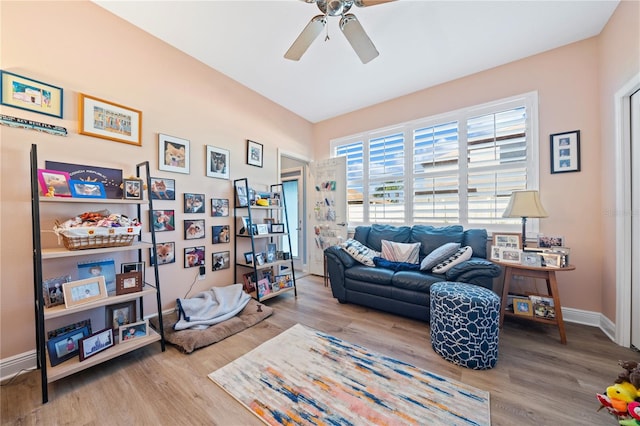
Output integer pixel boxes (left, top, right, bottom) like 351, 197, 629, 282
354, 0, 396, 7
339, 13, 379, 64
284, 15, 327, 61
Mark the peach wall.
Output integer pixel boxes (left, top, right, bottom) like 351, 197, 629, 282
313, 2, 638, 320
0, 1, 313, 359
597, 0, 640, 322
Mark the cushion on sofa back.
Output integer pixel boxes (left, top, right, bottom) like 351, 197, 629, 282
353, 226, 371, 246
410, 225, 464, 257
462, 228, 488, 259
366, 224, 411, 252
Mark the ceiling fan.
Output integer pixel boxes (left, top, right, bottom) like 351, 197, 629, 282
284, 0, 395, 64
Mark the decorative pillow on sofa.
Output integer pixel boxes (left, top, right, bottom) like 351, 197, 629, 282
432, 246, 473, 274
381, 240, 421, 264
373, 257, 421, 272
420, 242, 461, 271
340, 239, 380, 267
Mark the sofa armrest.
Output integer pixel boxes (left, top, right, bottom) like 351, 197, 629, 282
324, 245, 356, 268
444, 257, 502, 283
324, 245, 353, 302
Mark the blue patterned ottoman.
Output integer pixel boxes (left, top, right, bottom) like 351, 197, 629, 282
430, 282, 500, 369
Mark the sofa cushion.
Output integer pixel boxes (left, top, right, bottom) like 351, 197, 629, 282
373, 257, 421, 272
411, 225, 464, 257
353, 226, 371, 246
340, 239, 380, 267
462, 228, 488, 259
420, 242, 461, 271
366, 224, 412, 252
391, 271, 443, 293
381, 240, 420, 264
432, 246, 473, 273
345, 265, 394, 285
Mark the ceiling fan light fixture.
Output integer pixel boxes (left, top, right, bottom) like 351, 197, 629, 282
340, 13, 379, 64
284, 15, 327, 61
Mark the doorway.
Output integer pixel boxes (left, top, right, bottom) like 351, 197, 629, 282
280, 155, 308, 274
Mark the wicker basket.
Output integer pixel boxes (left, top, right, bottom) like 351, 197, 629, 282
55, 225, 142, 250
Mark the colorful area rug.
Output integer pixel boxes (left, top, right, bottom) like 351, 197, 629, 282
208, 324, 490, 425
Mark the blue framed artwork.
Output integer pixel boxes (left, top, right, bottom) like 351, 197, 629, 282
77, 259, 117, 295
69, 180, 106, 198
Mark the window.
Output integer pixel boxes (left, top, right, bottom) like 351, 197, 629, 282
331, 92, 539, 233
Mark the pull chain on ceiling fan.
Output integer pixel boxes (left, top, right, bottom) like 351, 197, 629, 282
284, 0, 395, 64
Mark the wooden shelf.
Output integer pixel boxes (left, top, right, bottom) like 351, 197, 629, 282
253, 286, 295, 301
236, 260, 292, 270
44, 288, 156, 320
503, 311, 557, 325
41, 241, 152, 259
46, 328, 161, 382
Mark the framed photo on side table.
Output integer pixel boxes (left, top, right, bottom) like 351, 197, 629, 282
550, 130, 580, 173
79, 93, 142, 146
1, 70, 63, 118
492, 233, 522, 249
512, 298, 533, 317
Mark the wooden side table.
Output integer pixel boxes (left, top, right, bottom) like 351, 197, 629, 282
493, 260, 575, 344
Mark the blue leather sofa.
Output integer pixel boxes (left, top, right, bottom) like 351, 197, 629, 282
324, 224, 502, 321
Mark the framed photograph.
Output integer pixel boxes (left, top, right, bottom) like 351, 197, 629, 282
79, 93, 142, 146
152, 210, 175, 232
119, 319, 149, 342
115, 271, 143, 295
122, 178, 143, 200
257, 278, 271, 297
490, 245, 501, 261
1, 70, 63, 118
540, 252, 562, 268
62, 276, 108, 308
212, 225, 230, 244
69, 179, 106, 199
206, 145, 230, 180
37, 169, 72, 197
492, 233, 522, 249
46, 325, 90, 367
255, 252, 265, 266
530, 295, 556, 319
212, 251, 230, 271
498, 247, 522, 263
537, 235, 564, 248
184, 193, 205, 213
77, 259, 116, 295
513, 298, 533, 317
184, 219, 205, 240
246, 139, 263, 167
106, 301, 136, 332
42, 275, 70, 308
244, 252, 254, 264
150, 177, 175, 200
256, 224, 269, 235
159, 133, 190, 174
520, 251, 542, 267
184, 246, 205, 268
550, 130, 580, 174
47, 319, 91, 340
151, 242, 176, 266
79, 328, 113, 361
271, 223, 285, 234
210, 198, 229, 217
235, 182, 248, 207
45, 160, 123, 199
242, 272, 256, 293
121, 261, 144, 284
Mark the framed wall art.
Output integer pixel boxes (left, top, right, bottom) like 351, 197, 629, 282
246, 139, 263, 167
212, 225, 230, 244
151, 210, 175, 232
184, 193, 205, 213
212, 251, 230, 271
211, 198, 229, 217
79, 93, 142, 146
1, 70, 63, 118
151, 242, 175, 266
184, 219, 205, 240
184, 246, 205, 268
69, 180, 106, 199
79, 328, 113, 361
206, 145, 230, 180
550, 130, 580, 174
159, 133, 190, 174
150, 177, 175, 200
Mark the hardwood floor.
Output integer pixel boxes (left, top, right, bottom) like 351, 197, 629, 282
2, 275, 637, 425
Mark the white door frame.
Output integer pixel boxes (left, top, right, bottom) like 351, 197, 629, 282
614, 72, 640, 347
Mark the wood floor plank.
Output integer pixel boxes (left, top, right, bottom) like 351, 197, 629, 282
1, 275, 637, 425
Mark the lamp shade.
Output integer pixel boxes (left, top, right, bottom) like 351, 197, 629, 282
502, 190, 548, 218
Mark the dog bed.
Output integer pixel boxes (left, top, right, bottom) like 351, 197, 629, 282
149, 299, 273, 354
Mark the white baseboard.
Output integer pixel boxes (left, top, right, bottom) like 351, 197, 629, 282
0, 350, 37, 383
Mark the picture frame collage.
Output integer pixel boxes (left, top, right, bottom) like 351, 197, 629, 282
490, 233, 570, 268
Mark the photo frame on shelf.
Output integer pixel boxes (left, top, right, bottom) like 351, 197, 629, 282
115, 271, 143, 295
79, 93, 142, 146
244, 251, 254, 264
184, 193, 205, 213
211, 198, 230, 217
537, 235, 565, 248
246, 139, 263, 167
79, 328, 113, 361
235, 183, 248, 207
184, 219, 206, 240
69, 179, 106, 199
492, 233, 522, 249
540, 252, 563, 268
255, 252, 265, 266
242, 272, 256, 293
498, 247, 522, 263
206, 145, 230, 180
105, 301, 137, 332
46, 325, 90, 367
271, 223, 285, 233
77, 259, 116, 295
184, 246, 205, 268
151, 242, 176, 266
212, 251, 230, 271
42, 275, 70, 308
37, 169, 72, 197
151, 210, 175, 232
45, 160, 123, 199
158, 133, 190, 174
512, 298, 533, 317
490, 245, 501, 261
256, 224, 269, 235
550, 130, 580, 174
520, 251, 542, 267
119, 319, 149, 343
62, 276, 108, 308
530, 295, 556, 319
149, 177, 175, 200
122, 178, 143, 200
1, 70, 63, 118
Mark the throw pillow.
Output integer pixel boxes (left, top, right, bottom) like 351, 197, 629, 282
340, 239, 380, 267
373, 257, 421, 272
381, 240, 421, 264
420, 242, 461, 271
432, 246, 473, 274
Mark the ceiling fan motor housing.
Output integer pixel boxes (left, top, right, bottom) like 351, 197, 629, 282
317, 0, 354, 16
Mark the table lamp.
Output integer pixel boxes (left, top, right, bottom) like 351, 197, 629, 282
502, 190, 548, 248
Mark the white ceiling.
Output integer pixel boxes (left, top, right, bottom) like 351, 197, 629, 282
93, 0, 619, 123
